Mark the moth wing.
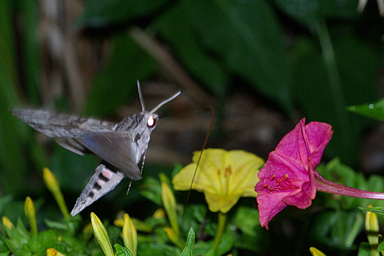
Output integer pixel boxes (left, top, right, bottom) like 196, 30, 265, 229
11, 108, 116, 155
70, 163, 125, 216
55, 138, 87, 155
77, 132, 142, 180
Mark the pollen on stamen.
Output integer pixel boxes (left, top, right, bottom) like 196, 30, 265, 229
276, 177, 284, 186
225, 166, 232, 177
270, 174, 275, 181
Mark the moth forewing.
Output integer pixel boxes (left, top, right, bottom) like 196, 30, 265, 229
11, 82, 180, 216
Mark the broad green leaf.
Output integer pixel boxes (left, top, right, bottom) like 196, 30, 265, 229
378, 241, 384, 251
274, 0, 359, 26
293, 37, 378, 166
0, 0, 28, 194
181, 0, 293, 113
18, 0, 40, 104
347, 98, 384, 121
85, 33, 156, 116
115, 244, 134, 256
155, 2, 228, 98
233, 207, 266, 252
358, 242, 373, 256
78, 0, 171, 28
137, 242, 181, 256
140, 176, 162, 206
312, 209, 363, 249
233, 207, 259, 236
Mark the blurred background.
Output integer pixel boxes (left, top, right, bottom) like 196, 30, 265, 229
1, 0, 384, 254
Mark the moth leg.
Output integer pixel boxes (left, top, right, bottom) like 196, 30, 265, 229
126, 179, 133, 195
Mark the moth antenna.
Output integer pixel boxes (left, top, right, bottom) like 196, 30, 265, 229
150, 90, 181, 114
137, 81, 146, 112
183, 106, 215, 217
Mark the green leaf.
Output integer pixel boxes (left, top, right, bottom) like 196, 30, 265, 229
181, 0, 293, 113
347, 98, 384, 121
359, 206, 384, 215
0, 0, 28, 194
2, 218, 30, 253
311, 209, 363, 249
320, 158, 364, 209
85, 33, 157, 116
155, 3, 228, 98
115, 244, 133, 256
358, 242, 372, 256
140, 176, 162, 206
137, 242, 181, 256
293, 37, 378, 166
233, 207, 259, 236
274, 0, 359, 26
232, 207, 267, 252
78, 0, 171, 28
180, 228, 195, 256
378, 240, 384, 252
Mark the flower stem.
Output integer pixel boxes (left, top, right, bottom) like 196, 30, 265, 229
314, 171, 384, 199
213, 211, 227, 251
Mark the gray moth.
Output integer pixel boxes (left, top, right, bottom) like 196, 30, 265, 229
11, 82, 180, 216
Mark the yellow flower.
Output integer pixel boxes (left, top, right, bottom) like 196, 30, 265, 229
25, 196, 38, 235
122, 213, 137, 256
2, 216, 14, 229
46, 248, 66, 256
173, 149, 264, 213
43, 168, 70, 219
365, 206, 380, 256
309, 247, 326, 256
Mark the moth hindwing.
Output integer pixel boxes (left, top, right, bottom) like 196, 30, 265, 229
11, 82, 180, 216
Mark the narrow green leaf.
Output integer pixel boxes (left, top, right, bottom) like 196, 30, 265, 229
347, 98, 384, 121
180, 228, 195, 256
359, 206, 384, 215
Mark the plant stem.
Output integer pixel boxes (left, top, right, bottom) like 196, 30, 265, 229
213, 211, 227, 251
314, 170, 384, 199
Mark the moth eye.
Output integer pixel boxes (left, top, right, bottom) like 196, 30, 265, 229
147, 115, 156, 127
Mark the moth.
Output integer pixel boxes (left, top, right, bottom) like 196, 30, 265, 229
11, 82, 180, 216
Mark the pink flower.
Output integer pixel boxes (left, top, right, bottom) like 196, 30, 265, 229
255, 118, 332, 229
256, 118, 384, 229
